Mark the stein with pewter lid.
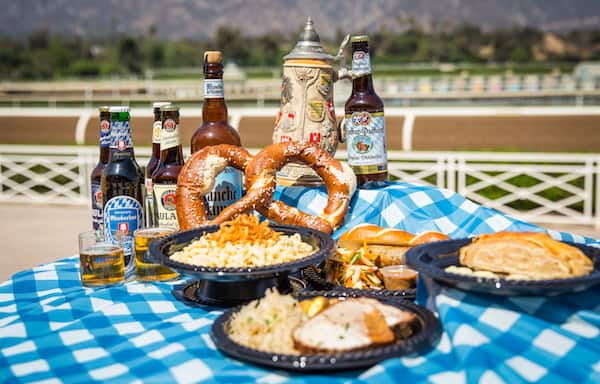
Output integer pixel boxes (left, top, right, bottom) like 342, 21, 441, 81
273, 17, 351, 186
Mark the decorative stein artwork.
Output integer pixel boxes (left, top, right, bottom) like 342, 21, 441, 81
273, 17, 350, 186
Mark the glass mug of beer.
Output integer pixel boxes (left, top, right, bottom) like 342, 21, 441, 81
134, 227, 178, 281
78, 230, 125, 287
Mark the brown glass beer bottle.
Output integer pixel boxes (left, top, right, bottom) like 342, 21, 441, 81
152, 105, 184, 229
344, 35, 388, 187
145, 101, 170, 226
190, 51, 243, 219
90, 106, 111, 234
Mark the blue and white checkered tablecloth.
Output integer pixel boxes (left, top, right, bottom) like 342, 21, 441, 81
1, 182, 599, 383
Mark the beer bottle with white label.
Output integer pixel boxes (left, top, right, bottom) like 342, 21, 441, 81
101, 106, 144, 270
145, 101, 170, 226
344, 35, 388, 187
90, 106, 110, 235
190, 51, 243, 219
152, 105, 184, 229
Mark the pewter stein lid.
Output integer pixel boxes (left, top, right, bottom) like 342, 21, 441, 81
283, 17, 335, 62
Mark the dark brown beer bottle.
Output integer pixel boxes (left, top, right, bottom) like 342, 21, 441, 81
190, 51, 243, 219
145, 101, 170, 226
90, 106, 111, 234
102, 106, 144, 269
344, 35, 388, 187
152, 105, 184, 229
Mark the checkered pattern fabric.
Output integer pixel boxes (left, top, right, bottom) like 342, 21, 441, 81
1, 182, 598, 383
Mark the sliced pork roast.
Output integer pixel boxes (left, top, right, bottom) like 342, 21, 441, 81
292, 298, 417, 353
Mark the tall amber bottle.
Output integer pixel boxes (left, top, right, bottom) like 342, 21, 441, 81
344, 35, 388, 186
190, 51, 243, 219
145, 101, 170, 226
152, 105, 184, 229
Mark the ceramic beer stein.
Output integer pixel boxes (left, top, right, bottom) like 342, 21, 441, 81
273, 17, 350, 186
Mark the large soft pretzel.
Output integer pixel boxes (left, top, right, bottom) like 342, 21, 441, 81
176, 142, 357, 234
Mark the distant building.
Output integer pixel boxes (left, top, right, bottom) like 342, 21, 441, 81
223, 62, 246, 81
573, 62, 600, 81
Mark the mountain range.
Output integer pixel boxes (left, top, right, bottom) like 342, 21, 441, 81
2, 0, 600, 40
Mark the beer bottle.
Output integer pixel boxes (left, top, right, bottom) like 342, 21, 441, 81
101, 106, 144, 270
152, 105, 184, 229
90, 106, 110, 235
190, 51, 243, 219
344, 35, 388, 186
145, 101, 170, 226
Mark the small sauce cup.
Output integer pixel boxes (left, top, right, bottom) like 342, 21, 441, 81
380, 265, 418, 290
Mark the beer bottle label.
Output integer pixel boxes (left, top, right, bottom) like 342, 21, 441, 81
110, 120, 133, 150
91, 181, 103, 233
204, 79, 224, 98
152, 121, 162, 144
352, 51, 371, 78
153, 184, 179, 229
160, 118, 180, 150
203, 167, 243, 219
345, 111, 388, 175
103, 196, 143, 258
100, 119, 111, 148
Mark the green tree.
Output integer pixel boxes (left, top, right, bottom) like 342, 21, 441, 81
118, 37, 143, 74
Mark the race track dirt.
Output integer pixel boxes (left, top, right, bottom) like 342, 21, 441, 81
1, 114, 598, 152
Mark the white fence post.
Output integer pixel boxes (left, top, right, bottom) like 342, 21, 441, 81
401, 112, 415, 151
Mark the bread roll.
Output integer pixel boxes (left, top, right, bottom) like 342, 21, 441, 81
337, 224, 449, 266
459, 232, 593, 279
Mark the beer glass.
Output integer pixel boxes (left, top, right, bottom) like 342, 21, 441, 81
134, 227, 178, 281
78, 230, 125, 287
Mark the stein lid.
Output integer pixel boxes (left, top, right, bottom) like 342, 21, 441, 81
283, 17, 334, 62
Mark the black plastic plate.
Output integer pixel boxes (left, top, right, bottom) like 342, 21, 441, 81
301, 265, 416, 300
210, 291, 442, 372
149, 224, 335, 282
406, 238, 600, 296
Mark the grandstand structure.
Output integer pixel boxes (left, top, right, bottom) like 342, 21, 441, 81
1, 73, 599, 107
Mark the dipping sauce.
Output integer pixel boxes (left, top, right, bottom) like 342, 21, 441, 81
381, 265, 418, 290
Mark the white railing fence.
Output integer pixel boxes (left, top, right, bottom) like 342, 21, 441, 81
1, 145, 599, 228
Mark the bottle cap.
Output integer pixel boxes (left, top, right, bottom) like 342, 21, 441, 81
152, 101, 171, 109
108, 106, 130, 113
351, 35, 369, 43
204, 51, 223, 64
98, 106, 110, 112
160, 104, 179, 112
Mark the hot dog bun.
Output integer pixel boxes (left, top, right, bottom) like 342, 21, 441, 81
337, 224, 449, 266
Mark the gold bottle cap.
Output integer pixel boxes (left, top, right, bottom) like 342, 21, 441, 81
160, 104, 179, 112
152, 101, 171, 109
204, 51, 223, 64
98, 106, 110, 112
351, 35, 369, 43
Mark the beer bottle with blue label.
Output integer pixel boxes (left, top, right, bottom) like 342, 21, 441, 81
145, 101, 170, 227
152, 105, 184, 229
101, 106, 144, 270
90, 106, 110, 235
344, 35, 388, 187
190, 51, 243, 219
